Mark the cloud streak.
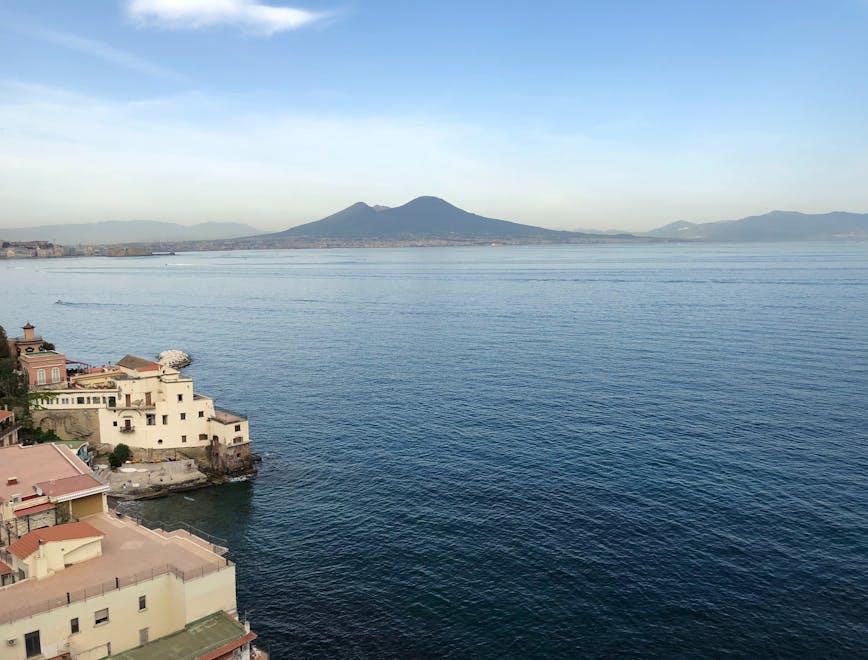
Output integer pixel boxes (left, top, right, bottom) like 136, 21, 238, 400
21, 25, 183, 81
127, 0, 327, 35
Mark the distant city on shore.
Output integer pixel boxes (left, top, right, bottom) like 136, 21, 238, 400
3, 197, 868, 258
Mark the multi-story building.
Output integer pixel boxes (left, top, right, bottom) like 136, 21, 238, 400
0, 445, 262, 659
20, 351, 68, 391
33, 356, 253, 474
0, 410, 19, 448
0, 444, 109, 547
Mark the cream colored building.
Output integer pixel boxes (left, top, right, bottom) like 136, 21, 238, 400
34, 356, 253, 473
0, 443, 260, 659
0, 513, 256, 660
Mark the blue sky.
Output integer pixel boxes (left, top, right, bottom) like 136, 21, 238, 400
2, 0, 867, 231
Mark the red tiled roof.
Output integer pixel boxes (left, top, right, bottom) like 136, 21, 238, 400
0, 411, 13, 422
0, 560, 11, 575
117, 355, 160, 372
35, 474, 104, 498
14, 502, 55, 518
8, 521, 103, 559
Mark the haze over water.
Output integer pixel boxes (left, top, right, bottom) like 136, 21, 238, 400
3, 243, 868, 658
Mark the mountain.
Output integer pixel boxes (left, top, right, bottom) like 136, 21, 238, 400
647, 211, 868, 241
258, 196, 584, 240
0, 220, 262, 245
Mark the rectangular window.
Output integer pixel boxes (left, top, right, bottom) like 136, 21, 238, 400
235, 424, 241, 431
181, 435, 187, 443
71, 617, 80, 634
24, 630, 41, 658
77, 396, 85, 404
233, 436, 243, 444
36, 369, 46, 385
113, 420, 118, 427
177, 394, 183, 402
139, 628, 149, 646
198, 410, 204, 418
95, 608, 109, 625
162, 415, 168, 425
51, 366, 61, 382
138, 595, 147, 611
199, 433, 208, 441
146, 414, 156, 426
180, 412, 186, 420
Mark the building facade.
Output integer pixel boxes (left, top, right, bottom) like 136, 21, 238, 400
33, 356, 253, 474
0, 445, 260, 659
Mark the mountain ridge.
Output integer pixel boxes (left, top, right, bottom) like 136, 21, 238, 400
0, 220, 262, 245
646, 210, 868, 241
255, 196, 592, 241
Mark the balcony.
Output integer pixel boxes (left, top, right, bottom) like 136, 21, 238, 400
119, 426, 135, 433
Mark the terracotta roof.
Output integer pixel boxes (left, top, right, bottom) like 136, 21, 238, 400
36, 474, 104, 498
13, 502, 55, 518
8, 521, 103, 559
0, 411, 13, 422
0, 560, 11, 575
0, 444, 96, 503
117, 355, 160, 372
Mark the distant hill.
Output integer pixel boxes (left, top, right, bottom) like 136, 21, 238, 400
258, 196, 591, 241
647, 211, 868, 241
0, 220, 261, 245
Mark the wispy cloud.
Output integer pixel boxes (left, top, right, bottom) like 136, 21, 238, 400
20, 25, 182, 81
127, 0, 327, 35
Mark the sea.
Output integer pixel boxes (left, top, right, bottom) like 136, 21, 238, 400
2, 243, 868, 658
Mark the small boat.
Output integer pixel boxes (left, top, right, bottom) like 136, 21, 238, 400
228, 475, 249, 483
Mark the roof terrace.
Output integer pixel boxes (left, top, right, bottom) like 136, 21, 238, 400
0, 512, 233, 625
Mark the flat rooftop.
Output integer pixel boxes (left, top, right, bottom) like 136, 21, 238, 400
0, 512, 232, 624
110, 611, 254, 660
0, 443, 103, 503
212, 408, 246, 424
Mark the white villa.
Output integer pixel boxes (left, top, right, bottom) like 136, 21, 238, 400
33, 356, 252, 472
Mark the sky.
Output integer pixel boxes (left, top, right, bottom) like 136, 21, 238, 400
1, 0, 868, 232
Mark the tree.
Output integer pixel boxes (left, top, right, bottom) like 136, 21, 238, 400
0, 325, 9, 359
109, 443, 132, 469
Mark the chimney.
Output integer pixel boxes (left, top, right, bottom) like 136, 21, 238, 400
6, 477, 17, 486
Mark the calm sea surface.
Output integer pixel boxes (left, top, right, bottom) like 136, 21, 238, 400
3, 243, 868, 658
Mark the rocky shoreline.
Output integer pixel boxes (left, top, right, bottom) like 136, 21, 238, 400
100, 454, 260, 501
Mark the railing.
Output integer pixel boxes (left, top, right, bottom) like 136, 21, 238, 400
119, 426, 135, 433
0, 557, 234, 625
125, 515, 230, 555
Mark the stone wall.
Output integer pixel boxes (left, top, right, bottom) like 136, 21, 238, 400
32, 409, 102, 443
100, 442, 256, 477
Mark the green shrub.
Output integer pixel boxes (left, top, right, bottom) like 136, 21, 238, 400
109, 443, 132, 469
19, 427, 63, 445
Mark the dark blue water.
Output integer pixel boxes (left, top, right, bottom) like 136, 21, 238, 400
3, 244, 868, 658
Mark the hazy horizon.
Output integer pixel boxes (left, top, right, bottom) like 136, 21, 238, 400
2, 1, 868, 231
3, 201, 868, 237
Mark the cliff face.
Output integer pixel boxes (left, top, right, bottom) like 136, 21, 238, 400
33, 409, 102, 442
